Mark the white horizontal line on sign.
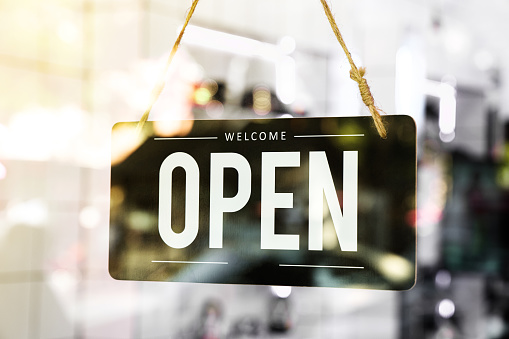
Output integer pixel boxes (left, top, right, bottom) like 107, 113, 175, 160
154, 137, 218, 140
293, 134, 364, 138
152, 260, 228, 265
279, 264, 364, 269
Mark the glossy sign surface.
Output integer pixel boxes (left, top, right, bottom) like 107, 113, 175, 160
109, 116, 416, 290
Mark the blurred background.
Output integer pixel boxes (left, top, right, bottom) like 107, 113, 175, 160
1, 0, 509, 338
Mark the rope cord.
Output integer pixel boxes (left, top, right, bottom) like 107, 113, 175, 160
319, 0, 386, 138
136, 0, 200, 135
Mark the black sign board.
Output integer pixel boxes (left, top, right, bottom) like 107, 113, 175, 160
109, 116, 416, 290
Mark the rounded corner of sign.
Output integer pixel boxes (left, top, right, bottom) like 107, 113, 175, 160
401, 278, 417, 292
111, 121, 124, 131
107, 266, 124, 281
111, 121, 137, 131
387, 114, 416, 126
108, 271, 119, 281
398, 271, 418, 291
401, 114, 417, 130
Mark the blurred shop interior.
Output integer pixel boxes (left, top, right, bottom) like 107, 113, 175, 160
2, 0, 509, 338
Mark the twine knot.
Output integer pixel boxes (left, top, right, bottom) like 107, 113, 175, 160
349, 66, 387, 139
350, 67, 374, 107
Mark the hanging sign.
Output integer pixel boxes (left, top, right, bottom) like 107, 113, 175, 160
109, 115, 416, 290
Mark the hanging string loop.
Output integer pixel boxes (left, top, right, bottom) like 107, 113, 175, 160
137, 0, 387, 138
